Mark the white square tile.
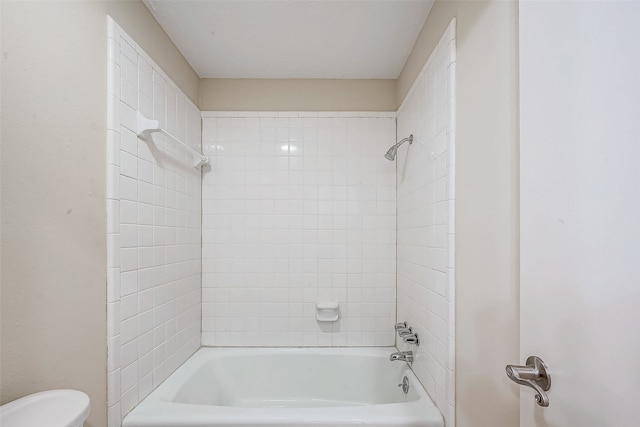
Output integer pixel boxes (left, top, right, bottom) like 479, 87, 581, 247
120, 377, 140, 418
121, 56, 137, 86
107, 302, 120, 338
108, 61, 121, 98
121, 101, 137, 132
139, 93, 153, 119
107, 369, 121, 406
121, 79, 137, 109
121, 316, 139, 345
138, 181, 153, 205
121, 270, 138, 296
107, 130, 121, 166
107, 235, 120, 269
121, 294, 138, 320
107, 95, 121, 130
120, 247, 138, 272
107, 37, 121, 64
107, 268, 121, 303
138, 56, 153, 99
107, 335, 120, 372
108, 403, 121, 427
120, 36, 137, 63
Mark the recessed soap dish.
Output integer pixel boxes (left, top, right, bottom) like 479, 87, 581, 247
316, 302, 339, 322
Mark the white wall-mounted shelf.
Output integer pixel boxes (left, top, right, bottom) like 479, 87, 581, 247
316, 302, 340, 322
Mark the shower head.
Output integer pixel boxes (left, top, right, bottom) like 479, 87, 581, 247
384, 146, 398, 161
384, 134, 413, 161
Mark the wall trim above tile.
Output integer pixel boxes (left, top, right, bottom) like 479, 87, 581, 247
201, 111, 397, 118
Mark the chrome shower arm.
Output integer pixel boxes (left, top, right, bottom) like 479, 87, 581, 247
394, 135, 413, 148
384, 134, 413, 161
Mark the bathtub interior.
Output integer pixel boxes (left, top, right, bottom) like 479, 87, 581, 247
171, 351, 420, 407
123, 348, 445, 427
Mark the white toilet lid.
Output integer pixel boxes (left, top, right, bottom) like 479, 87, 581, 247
0, 389, 90, 427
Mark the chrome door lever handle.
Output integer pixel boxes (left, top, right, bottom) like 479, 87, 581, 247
506, 356, 551, 407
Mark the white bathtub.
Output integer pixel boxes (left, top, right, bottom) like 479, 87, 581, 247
123, 347, 444, 427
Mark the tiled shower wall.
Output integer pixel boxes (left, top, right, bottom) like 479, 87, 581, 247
396, 19, 456, 426
201, 112, 396, 347
106, 18, 202, 425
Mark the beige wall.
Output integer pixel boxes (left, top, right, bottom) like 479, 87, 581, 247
199, 78, 397, 111
0, 2, 198, 426
106, 1, 199, 104
399, 1, 520, 426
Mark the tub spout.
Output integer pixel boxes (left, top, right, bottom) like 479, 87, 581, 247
390, 351, 413, 363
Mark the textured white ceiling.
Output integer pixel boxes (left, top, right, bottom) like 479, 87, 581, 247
144, 0, 434, 79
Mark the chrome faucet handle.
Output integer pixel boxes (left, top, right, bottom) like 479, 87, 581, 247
402, 333, 420, 346
390, 350, 413, 363
397, 327, 413, 337
394, 322, 407, 331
